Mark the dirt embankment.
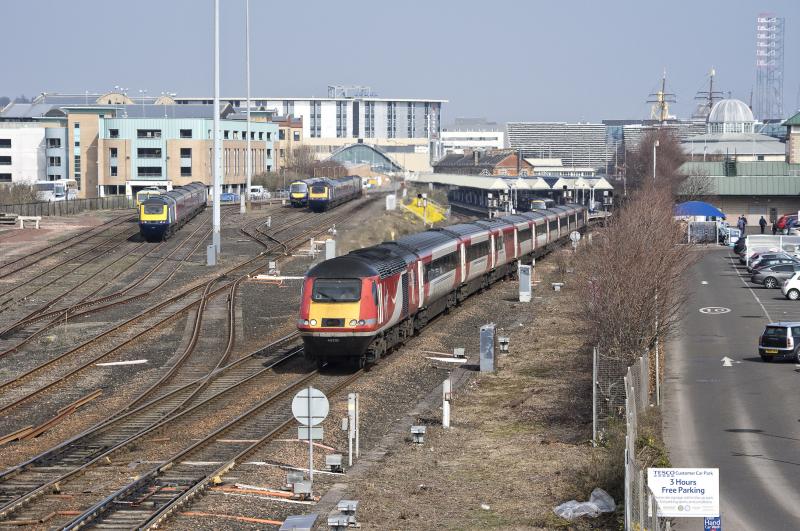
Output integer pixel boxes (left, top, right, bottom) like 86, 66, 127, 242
344, 259, 617, 530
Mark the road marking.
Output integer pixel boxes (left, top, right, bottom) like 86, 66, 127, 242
728, 256, 772, 321
701, 281, 709, 285
699, 307, 731, 314
720, 356, 741, 367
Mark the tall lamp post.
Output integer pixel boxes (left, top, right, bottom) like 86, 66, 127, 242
240, 0, 251, 214
212, 0, 221, 253
652, 139, 659, 181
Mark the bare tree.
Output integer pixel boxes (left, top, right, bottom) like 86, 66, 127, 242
0, 183, 39, 205
678, 167, 714, 201
284, 145, 348, 180
576, 183, 695, 365
624, 129, 688, 195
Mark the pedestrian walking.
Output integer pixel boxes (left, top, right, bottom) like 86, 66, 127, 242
773, 222, 778, 235
737, 215, 746, 234
759, 216, 767, 234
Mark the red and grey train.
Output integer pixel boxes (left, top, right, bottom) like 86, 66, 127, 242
298, 204, 587, 367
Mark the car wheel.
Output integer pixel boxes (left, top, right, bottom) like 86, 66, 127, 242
795, 348, 800, 364
764, 277, 778, 289
789, 289, 800, 300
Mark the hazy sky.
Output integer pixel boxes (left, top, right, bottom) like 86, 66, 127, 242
2, 0, 799, 124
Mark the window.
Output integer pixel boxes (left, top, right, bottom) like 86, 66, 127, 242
136, 129, 162, 138
48, 156, 61, 167
75, 140, 80, 147
0, 155, 11, 165
109, 148, 117, 158
109, 129, 119, 138
425, 252, 457, 281
258, 132, 264, 140
181, 167, 191, 176
466, 240, 490, 261
47, 138, 61, 148
180, 148, 192, 158
0, 173, 11, 182
267, 148, 271, 158
312, 278, 362, 302
549, 220, 558, 232
137, 148, 162, 159
111, 166, 118, 176
494, 233, 504, 252
279, 129, 286, 140
279, 148, 286, 158
386, 101, 396, 138
180, 129, 192, 139
293, 131, 301, 141
224, 130, 229, 139
74, 123, 80, 129
267, 132, 271, 141
0, 139, 10, 148
137, 166, 162, 176
144, 204, 164, 215
518, 227, 532, 242
74, 155, 81, 176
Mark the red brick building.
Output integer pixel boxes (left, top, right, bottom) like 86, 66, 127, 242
433, 149, 533, 176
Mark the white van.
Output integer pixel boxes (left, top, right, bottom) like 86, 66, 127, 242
249, 185, 269, 200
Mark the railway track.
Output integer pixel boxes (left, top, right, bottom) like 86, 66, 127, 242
0, 334, 305, 524
0, 212, 135, 281
64, 369, 360, 530
0, 203, 360, 438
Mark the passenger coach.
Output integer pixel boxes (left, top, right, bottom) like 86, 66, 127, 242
298, 204, 586, 368
138, 182, 206, 241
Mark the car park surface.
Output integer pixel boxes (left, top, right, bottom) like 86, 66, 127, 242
665, 247, 800, 530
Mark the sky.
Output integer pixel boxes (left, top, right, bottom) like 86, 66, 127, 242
2, 0, 799, 124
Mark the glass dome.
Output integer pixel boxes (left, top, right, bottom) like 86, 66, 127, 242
707, 99, 756, 134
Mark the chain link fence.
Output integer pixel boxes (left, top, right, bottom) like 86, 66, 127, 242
0, 196, 135, 217
594, 348, 670, 531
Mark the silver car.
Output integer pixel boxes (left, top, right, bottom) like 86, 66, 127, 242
751, 263, 800, 288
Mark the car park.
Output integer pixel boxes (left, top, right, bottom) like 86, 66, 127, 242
751, 264, 800, 288
758, 322, 800, 361
748, 254, 798, 273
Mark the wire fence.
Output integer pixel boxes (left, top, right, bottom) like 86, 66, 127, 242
0, 196, 135, 217
594, 348, 670, 531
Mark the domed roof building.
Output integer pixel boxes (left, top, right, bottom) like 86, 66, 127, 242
707, 99, 756, 134
682, 98, 784, 162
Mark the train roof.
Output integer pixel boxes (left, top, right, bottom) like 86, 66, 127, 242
472, 218, 514, 231
310, 244, 412, 279
307, 255, 381, 278
394, 230, 456, 254
435, 223, 487, 238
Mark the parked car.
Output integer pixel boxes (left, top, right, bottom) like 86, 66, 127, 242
733, 236, 746, 255
781, 272, 800, 300
751, 264, 800, 288
776, 214, 798, 232
758, 322, 800, 361
748, 257, 800, 274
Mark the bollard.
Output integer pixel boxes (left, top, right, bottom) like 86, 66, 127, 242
442, 377, 452, 428
518, 264, 532, 302
410, 425, 426, 444
206, 244, 216, 266
480, 323, 496, 373
325, 239, 336, 260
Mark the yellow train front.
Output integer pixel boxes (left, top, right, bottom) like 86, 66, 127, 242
308, 176, 362, 212
138, 182, 206, 241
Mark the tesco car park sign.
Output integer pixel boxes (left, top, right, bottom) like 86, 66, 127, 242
647, 468, 719, 518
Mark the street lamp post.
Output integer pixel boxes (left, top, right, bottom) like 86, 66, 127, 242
212, 0, 221, 254
240, 0, 251, 215
652, 139, 659, 181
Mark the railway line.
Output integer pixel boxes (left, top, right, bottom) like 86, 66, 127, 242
0, 201, 365, 443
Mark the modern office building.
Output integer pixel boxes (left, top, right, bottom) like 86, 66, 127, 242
0, 96, 277, 198
506, 122, 609, 169
440, 130, 505, 155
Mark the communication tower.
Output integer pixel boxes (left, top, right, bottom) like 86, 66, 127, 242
754, 13, 785, 120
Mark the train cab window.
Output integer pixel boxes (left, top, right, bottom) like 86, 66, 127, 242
311, 185, 326, 194
312, 278, 361, 302
143, 204, 163, 215
518, 227, 531, 242
290, 183, 307, 193
494, 234, 503, 252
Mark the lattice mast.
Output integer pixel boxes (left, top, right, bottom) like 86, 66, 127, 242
754, 13, 785, 120
647, 70, 676, 123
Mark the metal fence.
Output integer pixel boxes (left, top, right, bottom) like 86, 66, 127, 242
0, 196, 134, 217
593, 349, 670, 531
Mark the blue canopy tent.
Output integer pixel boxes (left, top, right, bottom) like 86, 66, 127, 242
674, 201, 725, 219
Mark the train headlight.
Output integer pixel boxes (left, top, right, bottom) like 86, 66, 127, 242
303, 320, 309, 325
349, 319, 358, 326
310, 319, 317, 326
358, 320, 365, 326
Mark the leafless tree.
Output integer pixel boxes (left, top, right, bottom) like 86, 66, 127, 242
0, 183, 38, 205
576, 183, 695, 365
624, 129, 688, 196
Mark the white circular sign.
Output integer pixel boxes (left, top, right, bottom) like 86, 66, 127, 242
698, 307, 731, 314
292, 387, 329, 426
570, 231, 581, 243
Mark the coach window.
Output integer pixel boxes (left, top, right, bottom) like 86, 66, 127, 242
518, 227, 531, 242
494, 234, 503, 252
549, 219, 558, 232
466, 240, 489, 262
426, 252, 456, 281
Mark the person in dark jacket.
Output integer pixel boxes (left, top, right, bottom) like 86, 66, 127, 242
773, 222, 779, 235
759, 216, 767, 234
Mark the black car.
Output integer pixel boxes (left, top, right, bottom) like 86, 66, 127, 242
758, 322, 800, 362
733, 237, 746, 255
